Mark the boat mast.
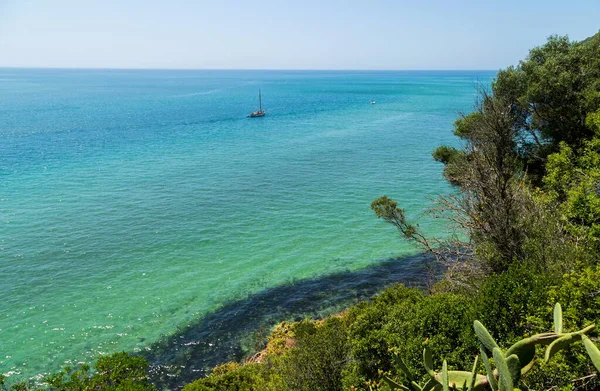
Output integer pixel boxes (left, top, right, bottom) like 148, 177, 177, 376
259, 89, 262, 112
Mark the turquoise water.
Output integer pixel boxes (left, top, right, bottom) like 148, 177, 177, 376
0, 69, 494, 382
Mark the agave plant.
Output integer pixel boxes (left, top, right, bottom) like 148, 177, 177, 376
383, 303, 600, 391
383, 346, 486, 391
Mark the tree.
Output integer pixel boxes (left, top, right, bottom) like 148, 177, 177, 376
543, 109, 600, 254
373, 32, 600, 280
375, 88, 535, 277
493, 32, 600, 179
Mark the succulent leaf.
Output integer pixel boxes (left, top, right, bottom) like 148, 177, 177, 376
492, 347, 513, 391
505, 354, 521, 384
393, 351, 414, 382
572, 324, 596, 336
474, 321, 499, 352
505, 333, 558, 372
479, 346, 497, 391
410, 380, 423, 391
421, 378, 441, 391
433, 371, 488, 391
544, 333, 580, 362
442, 360, 449, 391
384, 376, 411, 391
423, 346, 436, 378
582, 335, 600, 372
468, 356, 479, 391
520, 357, 536, 376
553, 303, 563, 334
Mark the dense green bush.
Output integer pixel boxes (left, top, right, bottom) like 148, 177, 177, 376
182, 361, 279, 391
475, 263, 556, 343
523, 265, 600, 391
342, 285, 479, 389
46, 352, 155, 391
346, 285, 424, 381
278, 316, 351, 391
0, 352, 154, 391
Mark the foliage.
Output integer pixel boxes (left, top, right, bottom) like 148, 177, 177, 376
178, 266, 595, 391
374, 33, 600, 289
0, 352, 154, 391
475, 263, 555, 342
432, 145, 462, 166
493, 32, 600, 170
375, 88, 555, 277
45, 352, 155, 391
277, 316, 351, 391
344, 285, 478, 389
346, 285, 425, 381
384, 347, 486, 391
182, 361, 279, 391
263, 321, 301, 356
384, 303, 599, 391
183, 316, 350, 391
543, 111, 600, 255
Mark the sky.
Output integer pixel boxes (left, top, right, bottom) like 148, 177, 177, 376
0, 0, 599, 70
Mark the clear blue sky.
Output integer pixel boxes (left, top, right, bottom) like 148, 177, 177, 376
0, 0, 598, 70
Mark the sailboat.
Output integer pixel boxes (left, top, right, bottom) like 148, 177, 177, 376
247, 89, 266, 118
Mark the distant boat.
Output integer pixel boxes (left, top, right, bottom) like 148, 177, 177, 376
371, 100, 376, 105
248, 90, 266, 118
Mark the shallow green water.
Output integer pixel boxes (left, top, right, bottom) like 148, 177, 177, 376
0, 69, 494, 381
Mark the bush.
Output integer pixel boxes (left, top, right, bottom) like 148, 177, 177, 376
183, 362, 275, 391
346, 285, 424, 382
277, 316, 351, 391
344, 285, 478, 388
43, 352, 155, 391
523, 264, 600, 391
183, 317, 350, 391
475, 263, 556, 342
384, 293, 478, 377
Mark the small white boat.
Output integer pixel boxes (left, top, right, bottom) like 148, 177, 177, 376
248, 90, 266, 118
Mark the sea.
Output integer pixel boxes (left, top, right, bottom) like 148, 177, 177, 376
0, 69, 495, 387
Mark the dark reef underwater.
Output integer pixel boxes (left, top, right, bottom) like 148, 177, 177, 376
142, 253, 431, 389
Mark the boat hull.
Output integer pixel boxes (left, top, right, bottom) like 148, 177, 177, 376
247, 111, 266, 118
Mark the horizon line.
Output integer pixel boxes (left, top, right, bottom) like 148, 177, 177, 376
0, 66, 499, 72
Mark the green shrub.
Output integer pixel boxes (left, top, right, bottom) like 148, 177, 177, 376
346, 285, 424, 382
183, 317, 349, 391
42, 352, 154, 391
382, 302, 600, 391
182, 361, 275, 391
277, 316, 351, 391
344, 285, 478, 389
256, 319, 320, 360
384, 293, 478, 377
524, 265, 600, 390
476, 263, 556, 342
